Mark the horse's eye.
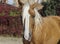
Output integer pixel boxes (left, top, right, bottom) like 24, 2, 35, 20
57, 40, 60, 44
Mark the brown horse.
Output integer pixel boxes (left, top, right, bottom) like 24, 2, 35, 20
21, 0, 60, 44
28, 3, 60, 44
30, 16, 60, 44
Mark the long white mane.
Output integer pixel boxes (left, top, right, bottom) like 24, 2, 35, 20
22, 3, 30, 41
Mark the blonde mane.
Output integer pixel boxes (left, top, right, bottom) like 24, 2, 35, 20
22, 3, 30, 41
34, 8, 42, 29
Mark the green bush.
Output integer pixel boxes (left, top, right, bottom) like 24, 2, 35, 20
43, 0, 60, 16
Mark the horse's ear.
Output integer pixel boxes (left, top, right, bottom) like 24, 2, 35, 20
36, 4, 44, 10
30, 3, 44, 10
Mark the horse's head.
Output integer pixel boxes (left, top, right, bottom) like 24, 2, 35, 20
22, 0, 43, 41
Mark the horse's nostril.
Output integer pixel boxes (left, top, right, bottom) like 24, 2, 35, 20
57, 40, 60, 44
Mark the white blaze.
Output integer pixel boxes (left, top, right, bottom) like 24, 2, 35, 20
22, 3, 30, 40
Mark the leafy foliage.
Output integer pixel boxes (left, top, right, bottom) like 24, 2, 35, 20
0, 3, 21, 16
43, 0, 60, 16
0, 3, 23, 37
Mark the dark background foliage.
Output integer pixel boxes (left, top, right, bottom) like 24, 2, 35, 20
39, 0, 60, 17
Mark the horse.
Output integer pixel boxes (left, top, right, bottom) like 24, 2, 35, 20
22, 2, 60, 44
30, 4, 60, 44
21, 0, 60, 44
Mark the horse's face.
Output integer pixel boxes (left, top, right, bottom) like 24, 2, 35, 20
22, 2, 43, 41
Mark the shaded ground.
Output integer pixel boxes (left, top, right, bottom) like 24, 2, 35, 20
0, 36, 23, 44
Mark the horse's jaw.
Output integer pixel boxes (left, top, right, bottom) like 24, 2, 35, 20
22, 3, 30, 41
